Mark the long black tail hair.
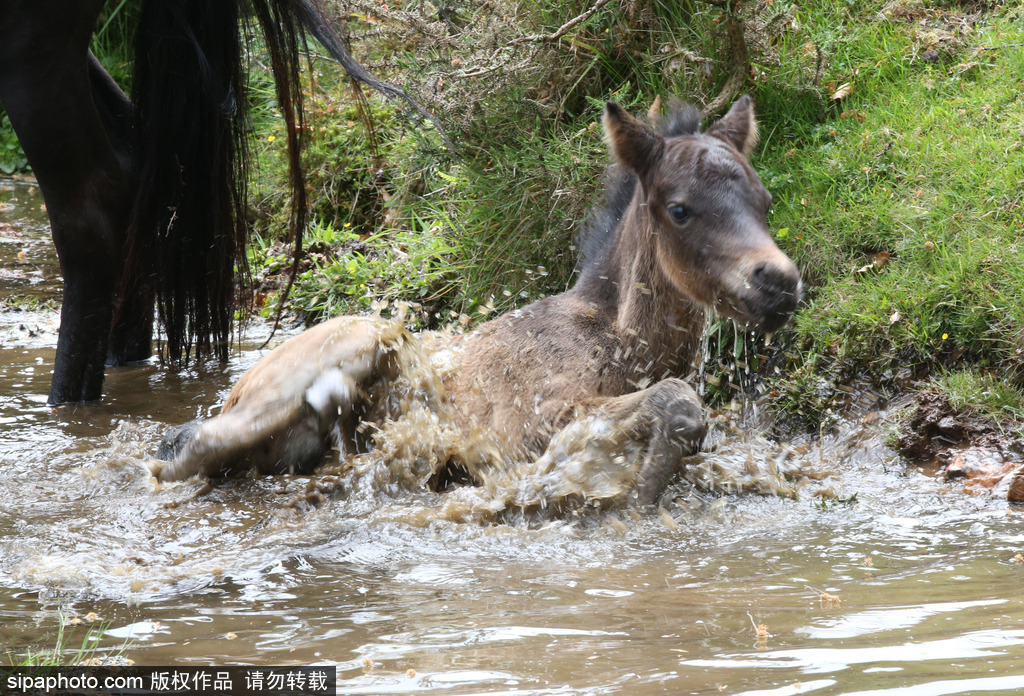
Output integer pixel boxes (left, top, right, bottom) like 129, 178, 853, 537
120, 0, 434, 363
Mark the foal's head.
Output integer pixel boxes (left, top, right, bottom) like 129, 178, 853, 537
603, 96, 801, 332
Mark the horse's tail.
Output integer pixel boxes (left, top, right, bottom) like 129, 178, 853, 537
120, 0, 437, 363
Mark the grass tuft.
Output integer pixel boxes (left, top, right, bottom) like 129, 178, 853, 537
931, 369, 1024, 423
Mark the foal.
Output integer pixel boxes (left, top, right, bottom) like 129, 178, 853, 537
154, 97, 801, 505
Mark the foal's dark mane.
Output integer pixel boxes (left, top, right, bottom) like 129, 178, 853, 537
575, 100, 703, 287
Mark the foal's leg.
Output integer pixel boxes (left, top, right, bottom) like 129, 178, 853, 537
627, 379, 708, 504
152, 318, 393, 481
0, 1, 130, 403
546, 378, 708, 506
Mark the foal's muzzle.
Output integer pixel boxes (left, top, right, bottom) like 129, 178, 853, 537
744, 260, 803, 332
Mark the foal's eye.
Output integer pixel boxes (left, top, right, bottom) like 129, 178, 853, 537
667, 204, 689, 224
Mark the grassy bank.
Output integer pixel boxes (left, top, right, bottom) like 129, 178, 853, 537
751, 1, 1024, 427
255, 0, 1024, 429
3, 0, 1023, 432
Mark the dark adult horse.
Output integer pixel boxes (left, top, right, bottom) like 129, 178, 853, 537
0, 0, 423, 405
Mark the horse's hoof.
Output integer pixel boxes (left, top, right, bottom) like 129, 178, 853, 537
156, 419, 203, 461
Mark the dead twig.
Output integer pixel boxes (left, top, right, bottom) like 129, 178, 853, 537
510, 0, 617, 45
701, 0, 750, 117
975, 43, 1024, 51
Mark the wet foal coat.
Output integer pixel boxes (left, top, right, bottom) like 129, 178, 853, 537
448, 98, 800, 473
156, 97, 801, 504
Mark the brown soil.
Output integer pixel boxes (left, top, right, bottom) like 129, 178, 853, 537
897, 390, 1024, 502
896, 390, 1011, 461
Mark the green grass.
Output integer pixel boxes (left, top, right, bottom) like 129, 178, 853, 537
0, 296, 60, 313
753, 5, 1024, 422
251, 217, 467, 321
0, 112, 27, 175
6, 615, 130, 667
90, 0, 138, 83
931, 369, 1024, 423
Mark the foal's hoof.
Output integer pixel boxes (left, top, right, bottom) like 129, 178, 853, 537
156, 418, 203, 461
632, 378, 708, 506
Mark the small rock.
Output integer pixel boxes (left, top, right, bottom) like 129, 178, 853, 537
945, 446, 1002, 477
944, 447, 1015, 495
936, 415, 965, 439
1007, 468, 1024, 504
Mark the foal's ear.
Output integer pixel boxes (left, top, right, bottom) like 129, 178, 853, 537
706, 95, 759, 156
646, 95, 663, 127
603, 102, 664, 180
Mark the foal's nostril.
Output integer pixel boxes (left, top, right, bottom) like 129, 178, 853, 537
751, 263, 797, 295
747, 261, 802, 331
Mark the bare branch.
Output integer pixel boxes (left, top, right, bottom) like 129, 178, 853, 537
510, 0, 617, 45
701, 1, 750, 117
976, 42, 1024, 51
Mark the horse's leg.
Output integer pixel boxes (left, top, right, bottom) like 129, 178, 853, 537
0, 2, 130, 403
87, 52, 155, 366
626, 379, 708, 504
87, 52, 132, 175
538, 379, 708, 506
152, 318, 396, 481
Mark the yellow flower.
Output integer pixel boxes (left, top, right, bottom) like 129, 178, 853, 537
267, 135, 276, 142
942, 333, 948, 340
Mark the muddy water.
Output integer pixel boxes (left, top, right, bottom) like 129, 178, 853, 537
2, 177, 1024, 695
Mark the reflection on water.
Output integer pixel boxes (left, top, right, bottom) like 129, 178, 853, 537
0, 176, 61, 302
2, 176, 1024, 695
